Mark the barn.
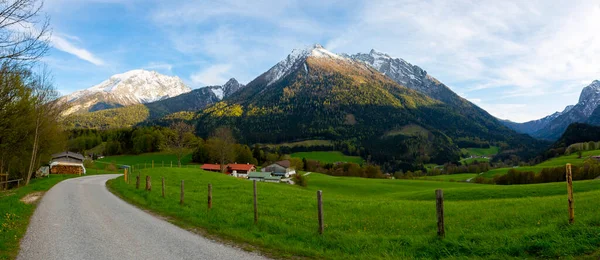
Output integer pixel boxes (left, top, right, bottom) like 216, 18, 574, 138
50, 151, 86, 175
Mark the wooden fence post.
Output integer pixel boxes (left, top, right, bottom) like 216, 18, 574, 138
146, 176, 151, 191
124, 168, 127, 182
136, 175, 140, 189
208, 183, 212, 209
436, 189, 445, 238
162, 177, 165, 198
566, 163, 575, 224
180, 180, 185, 205
317, 190, 324, 235
253, 180, 258, 224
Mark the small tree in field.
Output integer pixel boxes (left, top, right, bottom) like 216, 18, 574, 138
161, 121, 195, 167
207, 127, 236, 173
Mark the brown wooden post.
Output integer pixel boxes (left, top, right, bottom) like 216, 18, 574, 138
317, 190, 324, 235
436, 189, 445, 238
162, 177, 165, 198
180, 180, 185, 205
136, 175, 140, 189
124, 168, 128, 182
208, 183, 212, 209
566, 163, 575, 224
17, 179, 20, 188
253, 180, 258, 224
146, 176, 152, 191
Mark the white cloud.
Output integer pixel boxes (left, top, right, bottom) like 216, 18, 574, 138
144, 62, 173, 73
190, 64, 232, 87
51, 34, 105, 66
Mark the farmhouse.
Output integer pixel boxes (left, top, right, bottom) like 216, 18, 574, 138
262, 160, 296, 177
248, 171, 271, 182
50, 151, 86, 175
201, 163, 256, 176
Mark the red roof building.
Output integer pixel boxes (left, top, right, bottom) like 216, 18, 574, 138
201, 163, 256, 174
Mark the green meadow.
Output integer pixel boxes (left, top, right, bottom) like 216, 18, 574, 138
462, 146, 499, 157
291, 151, 364, 164
418, 173, 478, 182
95, 152, 193, 169
481, 149, 600, 178
108, 163, 600, 259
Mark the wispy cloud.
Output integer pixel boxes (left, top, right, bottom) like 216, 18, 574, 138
190, 64, 233, 87
51, 34, 105, 66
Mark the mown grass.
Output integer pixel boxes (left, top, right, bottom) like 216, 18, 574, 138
95, 152, 193, 169
482, 149, 600, 178
291, 151, 364, 164
462, 146, 499, 157
108, 167, 600, 259
418, 173, 478, 182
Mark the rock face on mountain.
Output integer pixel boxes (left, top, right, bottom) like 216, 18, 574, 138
504, 80, 600, 140
350, 49, 459, 105
205, 78, 245, 100
60, 69, 191, 115
196, 44, 544, 170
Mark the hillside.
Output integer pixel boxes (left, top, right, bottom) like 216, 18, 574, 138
63, 79, 245, 129
196, 45, 546, 170
551, 123, 600, 149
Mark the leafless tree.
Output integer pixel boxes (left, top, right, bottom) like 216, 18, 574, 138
0, 0, 51, 63
25, 64, 62, 185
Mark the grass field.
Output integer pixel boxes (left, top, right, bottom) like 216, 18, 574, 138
481, 149, 600, 178
418, 173, 478, 182
260, 140, 333, 148
291, 151, 364, 164
108, 164, 600, 259
95, 152, 193, 169
461, 146, 499, 157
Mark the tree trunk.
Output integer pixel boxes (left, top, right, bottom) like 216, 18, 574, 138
26, 117, 40, 185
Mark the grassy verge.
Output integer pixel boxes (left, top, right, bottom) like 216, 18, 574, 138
108, 167, 600, 259
95, 152, 193, 169
291, 151, 363, 164
0, 175, 76, 260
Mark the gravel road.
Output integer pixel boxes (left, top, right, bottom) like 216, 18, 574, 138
17, 174, 268, 260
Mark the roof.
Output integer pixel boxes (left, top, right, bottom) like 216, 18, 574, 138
51, 151, 84, 161
265, 176, 282, 181
228, 164, 255, 171
248, 172, 271, 178
274, 160, 291, 168
201, 164, 221, 171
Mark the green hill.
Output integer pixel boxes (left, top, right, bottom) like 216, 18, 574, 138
108, 166, 600, 259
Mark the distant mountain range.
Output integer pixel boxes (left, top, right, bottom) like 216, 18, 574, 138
61, 44, 547, 170
502, 80, 600, 140
60, 70, 191, 115
195, 44, 544, 169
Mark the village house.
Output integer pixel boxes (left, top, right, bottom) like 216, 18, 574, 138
49, 151, 86, 175
201, 163, 256, 176
262, 160, 296, 177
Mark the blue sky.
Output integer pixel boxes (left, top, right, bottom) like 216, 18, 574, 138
41, 0, 600, 122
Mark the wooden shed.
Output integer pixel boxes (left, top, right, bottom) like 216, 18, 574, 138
50, 151, 86, 175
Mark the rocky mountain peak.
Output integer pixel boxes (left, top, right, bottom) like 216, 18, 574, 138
578, 80, 600, 117
60, 69, 191, 115
205, 78, 245, 100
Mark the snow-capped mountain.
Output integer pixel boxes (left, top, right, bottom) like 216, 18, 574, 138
61, 69, 191, 115
263, 44, 350, 87
205, 78, 245, 99
349, 49, 467, 106
504, 80, 600, 140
